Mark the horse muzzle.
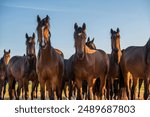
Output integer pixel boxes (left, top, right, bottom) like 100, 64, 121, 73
77, 52, 84, 60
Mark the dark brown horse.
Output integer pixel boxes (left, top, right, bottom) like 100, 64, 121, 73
7, 33, 37, 100
72, 23, 109, 100
85, 37, 100, 99
0, 49, 10, 99
36, 15, 64, 100
107, 28, 123, 100
86, 35, 124, 100
120, 38, 150, 100
62, 37, 97, 100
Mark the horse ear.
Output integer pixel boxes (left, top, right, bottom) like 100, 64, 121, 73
25, 33, 29, 39
4, 49, 6, 53
91, 38, 95, 43
46, 15, 49, 20
82, 23, 86, 31
87, 37, 90, 42
37, 15, 41, 23
8, 49, 10, 53
74, 23, 78, 31
110, 28, 113, 34
32, 33, 35, 39
117, 28, 120, 33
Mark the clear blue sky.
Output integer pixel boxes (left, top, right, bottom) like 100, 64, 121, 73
0, 0, 150, 58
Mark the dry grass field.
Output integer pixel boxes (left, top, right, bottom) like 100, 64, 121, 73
3, 80, 147, 100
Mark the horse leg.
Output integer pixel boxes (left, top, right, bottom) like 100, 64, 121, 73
124, 73, 131, 100
75, 79, 82, 100
56, 86, 62, 100
131, 78, 138, 100
0, 80, 3, 100
61, 79, 66, 99
88, 80, 94, 100
68, 79, 72, 100
31, 80, 37, 100
106, 78, 110, 100
56, 80, 62, 100
114, 79, 120, 99
36, 82, 39, 99
24, 79, 28, 100
65, 83, 69, 99
110, 78, 114, 100
100, 76, 106, 100
16, 81, 23, 100
46, 81, 52, 100
40, 79, 45, 100
3, 80, 7, 99
138, 79, 143, 99
8, 77, 15, 100
144, 78, 149, 100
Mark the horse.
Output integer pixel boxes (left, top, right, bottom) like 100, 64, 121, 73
0, 49, 10, 99
62, 57, 76, 100
36, 15, 64, 100
7, 33, 37, 100
107, 28, 123, 100
120, 38, 150, 100
72, 23, 109, 100
62, 37, 97, 100
86, 35, 124, 100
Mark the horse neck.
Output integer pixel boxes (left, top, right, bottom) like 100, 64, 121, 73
111, 38, 122, 63
39, 41, 53, 61
111, 50, 122, 64
116, 38, 121, 50
2, 56, 8, 65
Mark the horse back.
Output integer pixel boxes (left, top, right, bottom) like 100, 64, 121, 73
7, 56, 27, 78
54, 48, 64, 58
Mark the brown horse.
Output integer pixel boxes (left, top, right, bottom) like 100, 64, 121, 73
85, 37, 100, 99
36, 15, 64, 100
120, 38, 150, 100
86, 35, 124, 100
7, 33, 37, 100
72, 23, 109, 100
62, 57, 76, 100
62, 37, 97, 100
107, 28, 123, 100
0, 49, 10, 99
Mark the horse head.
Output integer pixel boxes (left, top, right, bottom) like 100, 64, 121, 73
26, 33, 35, 56
86, 37, 96, 49
110, 28, 121, 63
36, 15, 51, 48
3, 49, 11, 65
74, 23, 87, 60
110, 28, 120, 51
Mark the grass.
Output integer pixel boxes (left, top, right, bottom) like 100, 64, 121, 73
3, 81, 145, 100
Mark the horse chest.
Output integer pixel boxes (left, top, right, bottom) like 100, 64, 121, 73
74, 61, 95, 78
